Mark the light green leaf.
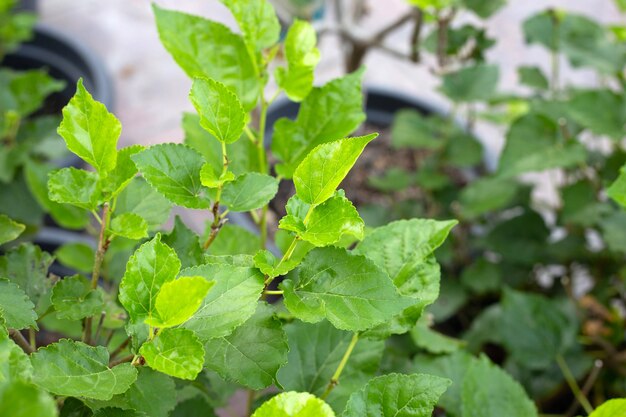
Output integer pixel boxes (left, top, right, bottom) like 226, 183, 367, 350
31, 339, 137, 400
0, 335, 33, 382
342, 373, 451, 417
102, 145, 144, 198
162, 216, 203, 269
220, 0, 280, 52
54, 243, 94, 274
182, 263, 264, 340
252, 392, 335, 417
0, 380, 57, 417
153, 5, 260, 110
294, 134, 377, 205
48, 167, 101, 210
131, 143, 211, 209
115, 178, 172, 230
275, 19, 320, 102
299, 193, 364, 246
51, 275, 104, 321
608, 164, 626, 208
461, 356, 537, 417
221, 173, 279, 212
281, 247, 415, 332
109, 213, 148, 240
199, 163, 235, 188
190, 77, 245, 144
0, 243, 53, 306
140, 327, 204, 380
204, 303, 288, 389
57, 79, 121, 175
518, 66, 549, 90
119, 234, 181, 323
0, 279, 37, 330
440, 64, 499, 102
0, 214, 24, 245
145, 276, 213, 328
272, 71, 366, 178
253, 250, 300, 279
589, 399, 626, 417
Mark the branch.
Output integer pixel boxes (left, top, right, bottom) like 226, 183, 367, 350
372, 8, 417, 44
9, 329, 34, 354
320, 333, 359, 400
556, 355, 594, 415
410, 9, 424, 62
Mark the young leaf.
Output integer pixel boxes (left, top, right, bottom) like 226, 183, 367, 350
0, 279, 37, 330
102, 145, 144, 198
189, 77, 245, 144
51, 275, 104, 321
48, 167, 101, 210
608, 165, 626, 208
118, 234, 181, 323
440, 64, 499, 102
153, 5, 260, 110
162, 216, 203, 269
272, 70, 366, 178
0, 380, 57, 417
281, 247, 416, 332
220, 0, 280, 52
145, 276, 214, 328
0, 243, 53, 306
252, 392, 335, 417
109, 213, 148, 240
293, 134, 378, 205
342, 373, 451, 417
199, 163, 235, 188
203, 303, 288, 389
30, 339, 137, 400
57, 79, 121, 175
410, 318, 465, 354
115, 178, 173, 230
461, 356, 538, 417
461, 0, 506, 18
589, 399, 626, 417
0, 214, 24, 245
275, 19, 321, 102
139, 327, 204, 380
298, 193, 364, 246
221, 172, 279, 212
253, 250, 300, 279
208, 223, 262, 256
131, 143, 211, 209
182, 263, 264, 340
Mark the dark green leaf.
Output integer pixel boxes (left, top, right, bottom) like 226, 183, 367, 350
115, 178, 172, 230
51, 275, 104, 321
162, 216, 203, 269
440, 64, 499, 102
0, 279, 37, 329
0, 243, 53, 306
518, 66, 549, 90
221, 173, 279, 212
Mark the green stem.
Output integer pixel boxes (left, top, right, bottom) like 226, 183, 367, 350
29, 328, 36, 350
320, 333, 359, 400
203, 143, 230, 252
556, 355, 594, 415
9, 329, 34, 354
263, 290, 284, 295
265, 237, 299, 286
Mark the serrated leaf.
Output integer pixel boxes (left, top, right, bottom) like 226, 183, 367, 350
0, 243, 53, 306
275, 19, 320, 102
31, 339, 137, 400
115, 178, 172, 230
277, 321, 384, 412
162, 216, 203, 269
131, 144, 211, 209
109, 213, 148, 240
220, 0, 280, 52
294, 134, 377, 205
48, 167, 101, 210
0, 380, 57, 417
299, 193, 364, 246
221, 172, 279, 212
58, 79, 121, 174
0, 279, 37, 330
102, 145, 144, 198
51, 275, 104, 321
461, 356, 537, 417
281, 247, 415, 332
119, 234, 181, 323
153, 5, 260, 110
343, 373, 451, 417
253, 250, 299, 278
252, 392, 335, 417
0, 335, 33, 382
589, 399, 626, 417
145, 276, 213, 328
182, 263, 264, 340
140, 327, 204, 380
190, 77, 245, 144
0, 214, 24, 245
204, 303, 288, 389
440, 64, 499, 102
199, 163, 235, 188
272, 71, 366, 178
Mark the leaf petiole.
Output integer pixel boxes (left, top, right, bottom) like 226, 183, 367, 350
320, 332, 359, 400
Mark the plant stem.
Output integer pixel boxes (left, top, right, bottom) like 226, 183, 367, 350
246, 389, 255, 417
556, 355, 594, 415
29, 328, 36, 350
109, 336, 131, 360
109, 354, 134, 367
257, 99, 269, 249
264, 237, 299, 286
321, 333, 359, 400
263, 290, 284, 295
565, 360, 603, 417
203, 143, 229, 251
9, 329, 34, 354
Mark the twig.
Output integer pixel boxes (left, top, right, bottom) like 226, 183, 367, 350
246, 389, 255, 417
109, 354, 134, 367
9, 329, 34, 354
556, 355, 594, 415
410, 9, 424, 62
320, 333, 359, 400
565, 360, 602, 417
109, 336, 131, 360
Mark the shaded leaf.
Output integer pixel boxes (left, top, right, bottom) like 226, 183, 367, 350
0, 214, 24, 245
110, 213, 148, 240
0, 279, 37, 330
51, 275, 104, 321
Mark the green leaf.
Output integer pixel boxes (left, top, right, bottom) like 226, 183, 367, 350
162, 216, 203, 269
182, 263, 263, 340
461, 0, 506, 18
199, 163, 235, 188
560, 180, 610, 227
102, 145, 144, 198
518, 66, 549, 90
294, 134, 377, 205
153, 5, 260, 110
145, 276, 213, 328
368, 168, 413, 192
608, 164, 626, 208
589, 399, 626, 417
391, 110, 446, 151
410, 318, 464, 354
275, 19, 321, 102
298, 193, 364, 246
272, 71, 367, 178
119, 234, 181, 323
109, 213, 148, 240
600, 211, 626, 253
0, 243, 53, 306
440, 64, 499, 102
0, 279, 37, 330
281, 247, 415, 332
51, 275, 104, 321
497, 113, 586, 178
461, 356, 537, 417
459, 176, 521, 219
221, 173, 279, 212
253, 250, 300, 279
140, 327, 204, 380
220, 0, 280, 51
93, 409, 145, 417
566, 90, 626, 141
277, 321, 384, 412
204, 303, 288, 389
207, 223, 261, 256
443, 132, 483, 168
0, 380, 57, 417
1, 69, 64, 117
31, 339, 137, 400
460, 258, 501, 294
115, 178, 172, 230
343, 373, 451, 417
0, 214, 24, 245
131, 143, 210, 209
48, 167, 101, 210
58, 79, 121, 175
0, 335, 33, 382
189, 77, 245, 144
253, 392, 335, 417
